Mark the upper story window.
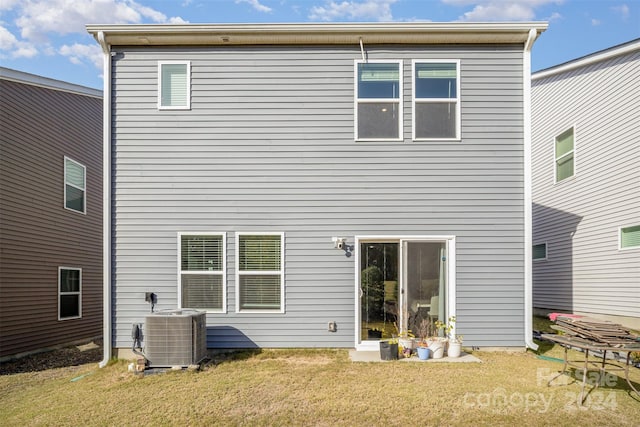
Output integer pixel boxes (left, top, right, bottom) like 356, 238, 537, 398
64, 156, 86, 214
59, 267, 81, 320
620, 225, 640, 250
355, 61, 402, 141
413, 61, 460, 140
179, 233, 226, 312
236, 233, 284, 313
158, 61, 190, 110
555, 127, 574, 183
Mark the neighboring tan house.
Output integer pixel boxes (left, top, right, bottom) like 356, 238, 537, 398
87, 22, 547, 363
531, 39, 640, 329
0, 67, 103, 359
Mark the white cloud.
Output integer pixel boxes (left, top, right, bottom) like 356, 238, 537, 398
59, 43, 103, 69
441, 0, 561, 21
612, 4, 630, 20
0, 0, 21, 11
0, 24, 38, 58
309, 0, 399, 21
591, 18, 601, 26
546, 11, 562, 22
14, 0, 186, 42
2, 0, 188, 68
235, 0, 272, 13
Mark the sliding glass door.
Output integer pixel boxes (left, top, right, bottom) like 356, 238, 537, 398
358, 238, 450, 346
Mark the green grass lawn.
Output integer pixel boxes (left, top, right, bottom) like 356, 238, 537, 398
1, 345, 639, 426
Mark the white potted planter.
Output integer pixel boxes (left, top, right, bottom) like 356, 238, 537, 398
428, 338, 446, 359
447, 341, 462, 358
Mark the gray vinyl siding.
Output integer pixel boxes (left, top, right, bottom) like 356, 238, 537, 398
110, 44, 526, 349
532, 48, 640, 319
0, 77, 102, 358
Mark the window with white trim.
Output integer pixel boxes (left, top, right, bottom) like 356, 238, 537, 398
355, 61, 402, 140
64, 157, 86, 214
413, 61, 460, 140
533, 243, 547, 261
158, 61, 190, 109
59, 267, 81, 320
620, 225, 640, 250
555, 127, 574, 182
179, 233, 226, 312
236, 233, 284, 312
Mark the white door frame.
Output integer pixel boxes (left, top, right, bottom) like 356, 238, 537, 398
354, 235, 456, 351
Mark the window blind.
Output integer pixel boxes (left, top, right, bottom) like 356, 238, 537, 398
621, 225, 640, 248
161, 63, 188, 107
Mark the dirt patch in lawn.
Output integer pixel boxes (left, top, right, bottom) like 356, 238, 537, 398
0, 340, 102, 375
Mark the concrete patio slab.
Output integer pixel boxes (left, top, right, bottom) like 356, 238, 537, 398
349, 350, 481, 363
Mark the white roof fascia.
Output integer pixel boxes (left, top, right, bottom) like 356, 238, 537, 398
533, 38, 640, 81
86, 22, 548, 47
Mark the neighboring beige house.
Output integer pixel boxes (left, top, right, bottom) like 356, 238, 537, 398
0, 67, 103, 359
531, 39, 640, 329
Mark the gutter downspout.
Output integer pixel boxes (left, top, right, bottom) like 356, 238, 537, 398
97, 31, 113, 368
523, 28, 538, 351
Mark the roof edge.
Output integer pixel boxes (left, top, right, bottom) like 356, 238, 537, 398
533, 38, 640, 81
0, 66, 102, 98
86, 22, 548, 47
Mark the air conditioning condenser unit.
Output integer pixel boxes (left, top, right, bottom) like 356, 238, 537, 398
144, 309, 207, 368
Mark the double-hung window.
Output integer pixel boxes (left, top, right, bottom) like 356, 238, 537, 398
64, 156, 86, 214
355, 61, 402, 141
179, 233, 226, 312
413, 61, 460, 140
158, 61, 190, 110
620, 225, 640, 250
555, 127, 574, 182
59, 267, 81, 320
236, 233, 284, 312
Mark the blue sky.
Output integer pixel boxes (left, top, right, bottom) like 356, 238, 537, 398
1, 0, 638, 89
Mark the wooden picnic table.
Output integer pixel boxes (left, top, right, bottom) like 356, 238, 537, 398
541, 333, 640, 405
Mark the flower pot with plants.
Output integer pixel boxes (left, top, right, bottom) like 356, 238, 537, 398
427, 337, 447, 359
379, 339, 399, 360
395, 323, 416, 357
447, 336, 463, 358
416, 341, 431, 360
443, 316, 462, 358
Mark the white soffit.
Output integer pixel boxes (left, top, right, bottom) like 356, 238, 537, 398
87, 22, 548, 47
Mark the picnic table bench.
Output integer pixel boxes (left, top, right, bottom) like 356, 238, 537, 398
541, 315, 640, 405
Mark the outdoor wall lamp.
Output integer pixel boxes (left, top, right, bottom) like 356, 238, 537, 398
332, 237, 353, 257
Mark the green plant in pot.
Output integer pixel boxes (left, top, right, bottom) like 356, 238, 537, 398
394, 321, 416, 357
428, 319, 448, 359
443, 316, 463, 357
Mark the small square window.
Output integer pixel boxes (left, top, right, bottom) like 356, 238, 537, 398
555, 127, 574, 182
59, 267, 81, 320
533, 243, 547, 260
158, 61, 190, 110
620, 225, 640, 250
236, 233, 284, 312
64, 157, 86, 214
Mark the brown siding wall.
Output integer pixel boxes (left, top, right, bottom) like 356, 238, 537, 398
0, 78, 103, 358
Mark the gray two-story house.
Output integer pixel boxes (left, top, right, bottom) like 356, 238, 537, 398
87, 22, 547, 362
